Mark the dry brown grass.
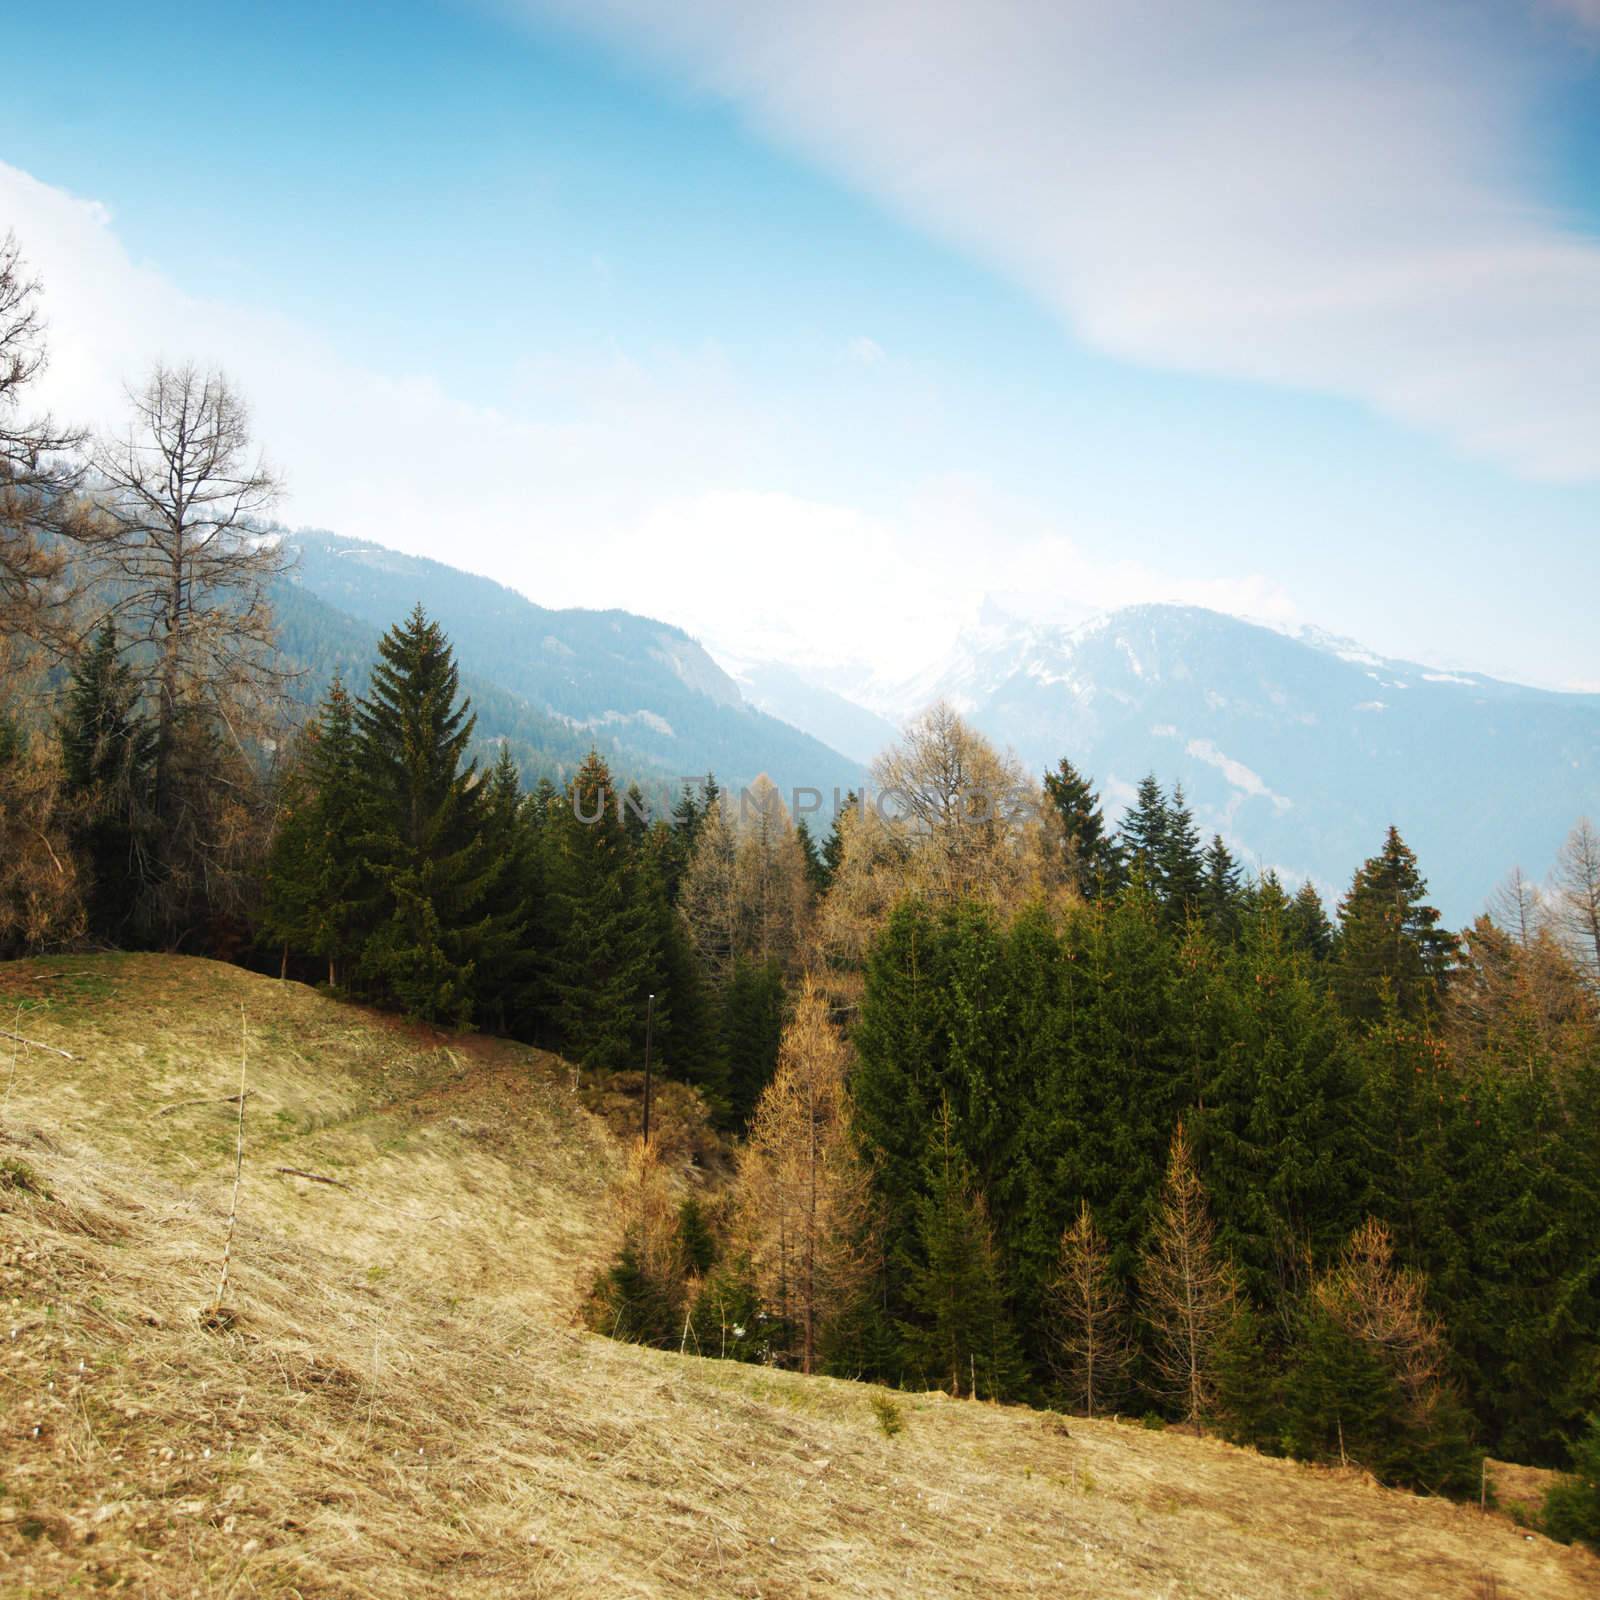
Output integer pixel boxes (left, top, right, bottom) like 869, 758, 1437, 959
2, 953, 1596, 1598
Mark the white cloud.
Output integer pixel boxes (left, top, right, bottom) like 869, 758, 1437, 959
525, 0, 1600, 481
0, 159, 1301, 682
846, 334, 886, 365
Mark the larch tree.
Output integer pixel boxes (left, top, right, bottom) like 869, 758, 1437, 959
816, 708, 1064, 985
1552, 818, 1600, 985
1047, 1200, 1132, 1417
0, 236, 93, 951
1489, 865, 1546, 950
0, 716, 83, 955
732, 774, 810, 975
678, 795, 739, 987
1139, 1119, 1236, 1430
734, 981, 873, 1374
1289, 1217, 1474, 1492
89, 364, 289, 934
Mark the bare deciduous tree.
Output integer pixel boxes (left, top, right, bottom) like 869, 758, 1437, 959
1448, 914, 1595, 1076
1139, 1119, 1236, 1431
1047, 1199, 1132, 1418
0, 231, 92, 660
678, 796, 738, 984
680, 776, 810, 987
734, 981, 874, 1373
1488, 865, 1544, 949
1314, 1218, 1448, 1422
1552, 818, 1600, 985
814, 704, 1067, 986
89, 365, 290, 928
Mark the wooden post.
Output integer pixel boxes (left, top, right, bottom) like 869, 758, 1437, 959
642, 992, 656, 1145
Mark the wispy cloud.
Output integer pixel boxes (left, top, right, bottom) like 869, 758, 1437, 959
526, 0, 1600, 482
3, 159, 1296, 678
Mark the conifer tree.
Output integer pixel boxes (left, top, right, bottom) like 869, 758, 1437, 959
1044, 757, 1120, 898
1286, 1218, 1476, 1492
1286, 879, 1335, 960
795, 816, 828, 895
902, 1101, 1028, 1400
1552, 818, 1600, 985
678, 796, 739, 987
719, 956, 786, 1127
819, 791, 855, 890
1047, 1200, 1131, 1416
1158, 784, 1206, 926
735, 983, 873, 1374
1333, 826, 1458, 1026
1139, 1120, 1236, 1429
59, 619, 154, 938
1543, 1415, 1600, 1549
355, 607, 509, 1025
544, 749, 659, 1069
1200, 833, 1243, 943
1029, 885, 1184, 1293
1118, 773, 1169, 890
262, 677, 369, 986
474, 745, 542, 1035
1196, 895, 1366, 1306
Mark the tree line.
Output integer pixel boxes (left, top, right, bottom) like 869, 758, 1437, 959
595, 746, 1600, 1519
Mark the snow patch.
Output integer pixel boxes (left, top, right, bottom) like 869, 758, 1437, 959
1184, 740, 1292, 814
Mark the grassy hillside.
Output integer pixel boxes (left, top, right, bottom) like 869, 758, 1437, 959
2, 956, 1595, 1599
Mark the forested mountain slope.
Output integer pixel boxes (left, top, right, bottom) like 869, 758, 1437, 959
278, 531, 864, 796
854, 603, 1600, 922
2, 954, 1595, 1599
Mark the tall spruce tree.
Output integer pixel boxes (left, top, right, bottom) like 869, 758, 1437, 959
1333, 826, 1458, 1025
474, 745, 542, 1035
355, 607, 510, 1026
1286, 879, 1335, 961
1044, 757, 1120, 898
719, 955, 786, 1127
1158, 784, 1206, 927
818, 791, 855, 891
262, 677, 369, 986
901, 1101, 1028, 1400
1118, 773, 1169, 891
794, 816, 829, 896
59, 619, 154, 939
544, 750, 660, 1071
1201, 833, 1243, 944
1194, 891, 1366, 1308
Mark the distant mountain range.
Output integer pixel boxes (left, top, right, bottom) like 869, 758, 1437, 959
273, 532, 865, 798
272, 533, 1598, 923
735, 603, 1599, 925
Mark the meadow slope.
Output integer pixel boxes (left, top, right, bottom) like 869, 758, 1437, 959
1, 955, 1594, 1599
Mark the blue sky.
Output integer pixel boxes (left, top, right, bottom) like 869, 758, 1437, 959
3, 0, 1599, 688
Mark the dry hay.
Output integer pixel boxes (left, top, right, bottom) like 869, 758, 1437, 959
1, 954, 1596, 1599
